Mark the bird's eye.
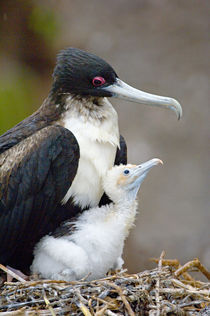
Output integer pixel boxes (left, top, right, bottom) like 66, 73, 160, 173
92, 76, 106, 87
123, 169, 130, 175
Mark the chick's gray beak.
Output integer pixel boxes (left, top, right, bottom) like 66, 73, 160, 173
135, 158, 163, 177
126, 158, 163, 199
103, 78, 182, 120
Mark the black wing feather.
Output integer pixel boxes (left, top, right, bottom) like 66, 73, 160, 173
0, 125, 79, 270
114, 135, 127, 166
0, 112, 46, 155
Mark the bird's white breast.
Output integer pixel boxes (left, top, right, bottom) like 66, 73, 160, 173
61, 97, 119, 208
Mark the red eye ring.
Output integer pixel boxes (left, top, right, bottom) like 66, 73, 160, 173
92, 76, 106, 87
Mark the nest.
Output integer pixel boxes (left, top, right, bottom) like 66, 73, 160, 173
0, 252, 209, 316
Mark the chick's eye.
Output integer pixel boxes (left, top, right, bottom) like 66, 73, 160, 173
92, 76, 106, 87
124, 169, 130, 175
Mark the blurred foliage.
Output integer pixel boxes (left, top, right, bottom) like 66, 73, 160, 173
0, 2, 60, 136
0, 69, 40, 135
28, 6, 59, 43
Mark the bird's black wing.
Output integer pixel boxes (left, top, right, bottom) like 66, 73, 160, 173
0, 125, 79, 270
99, 135, 127, 206
114, 135, 127, 166
0, 112, 46, 155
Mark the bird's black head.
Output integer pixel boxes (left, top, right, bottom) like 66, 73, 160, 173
51, 47, 118, 99
49, 47, 182, 119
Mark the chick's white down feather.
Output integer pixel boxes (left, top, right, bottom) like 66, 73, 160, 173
31, 161, 160, 281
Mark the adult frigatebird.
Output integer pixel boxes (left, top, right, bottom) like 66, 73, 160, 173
0, 48, 182, 272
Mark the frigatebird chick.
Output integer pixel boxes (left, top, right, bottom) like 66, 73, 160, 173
31, 158, 162, 281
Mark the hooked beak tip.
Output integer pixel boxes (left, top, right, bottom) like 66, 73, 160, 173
170, 98, 183, 120
156, 158, 163, 165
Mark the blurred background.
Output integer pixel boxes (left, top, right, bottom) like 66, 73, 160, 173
0, 0, 209, 271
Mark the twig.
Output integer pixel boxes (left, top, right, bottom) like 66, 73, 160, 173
151, 257, 195, 281
78, 302, 92, 316
151, 258, 179, 267
103, 281, 135, 316
105, 310, 120, 316
92, 296, 116, 308
43, 294, 56, 316
75, 289, 89, 304
159, 287, 210, 298
95, 304, 109, 316
88, 298, 95, 315
155, 250, 165, 316
174, 258, 210, 280
0, 307, 27, 315
80, 272, 92, 282
0, 264, 26, 283
179, 300, 209, 308
4, 279, 69, 286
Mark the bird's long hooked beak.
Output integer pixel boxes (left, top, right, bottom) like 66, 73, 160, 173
103, 78, 182, 120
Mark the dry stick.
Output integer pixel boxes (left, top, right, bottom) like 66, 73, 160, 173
4, 279, 69, 286
96, 298, 100, 313
88, 299, 95, 315
0, 293, 75, 310
0, 307, 27, 315
160, 258, 194, 282
95, 304, 109, 316
175, 258, 210, 280
171, 278, 202, 291
151, 258, 179, 267
0, 264, 26, 283
78, 302, 93, 316
43, 294, 56, 316
105, 310, 120, 316
92, 296, 116, 308
182, 279, 208, 288
0, 297, 59, 310
103, 281, 135, 316
94, 270, 127, 283
75, 289, 89, 304
159, 287, 210, 298
179, 300, 209, 308
80, 272, 92, 282
155, 250, 165, 316
151, 258, 194, 282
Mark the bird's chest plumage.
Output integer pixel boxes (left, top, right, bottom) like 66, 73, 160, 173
61, 98, 119, 208
63, 132, 117, 208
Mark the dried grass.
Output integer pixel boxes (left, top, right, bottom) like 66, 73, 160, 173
0, 252, 209, 315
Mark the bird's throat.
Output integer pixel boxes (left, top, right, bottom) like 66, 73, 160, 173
60, 96, 120, 208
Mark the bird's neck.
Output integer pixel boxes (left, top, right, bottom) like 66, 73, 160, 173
108, 199, 138, 238
58, 94, 120, 146
114, 198, 138, 212
80, 198, 138, 239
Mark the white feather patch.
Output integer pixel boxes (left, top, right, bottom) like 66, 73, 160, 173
61, 97, 119, 208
